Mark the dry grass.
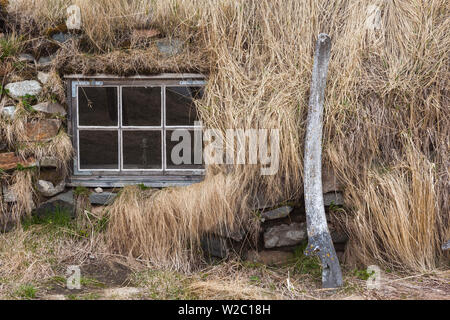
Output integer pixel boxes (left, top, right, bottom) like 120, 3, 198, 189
107, 173, 258, 271
0, 226, 109, 298
1, 230, 448, 299
39, 70, 67, 104
0, 170, 34, 228
1, 0, 448, 273
186, 261, 286, 300
188, 279, 279, 300
0, 211, 448, 299
342, 146, 446, 271
0, 200, 114, 299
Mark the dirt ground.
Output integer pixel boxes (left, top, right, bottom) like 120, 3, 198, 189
34, 261, 450, 300
0, 224, 448, 301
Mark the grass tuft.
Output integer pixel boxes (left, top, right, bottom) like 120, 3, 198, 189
14, 284, 37, 299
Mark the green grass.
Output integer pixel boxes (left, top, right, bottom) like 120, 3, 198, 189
74, 186, 91, 196
0, 85, 9, 95
80, 277, 106, 289
23, 205, 73, 230
249, 275, 261, 285
67, 292, 101, 300
291, 242, 322, 280
353, 268, 375, 281
15, 163, 38, 171
94, 214, 109, 232
137, 183, 150, 190
0, 36, 21, 61
21, 94, 37, 113
328, 202, 345, 213
47, 275, 66, 286
23, 203, 107, 238
14, 284, 37, 299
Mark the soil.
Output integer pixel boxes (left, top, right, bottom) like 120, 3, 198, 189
45, 260, 133, 296
39, 260, 449, 300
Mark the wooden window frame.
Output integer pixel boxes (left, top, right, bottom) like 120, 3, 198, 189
65, 74, 206, 188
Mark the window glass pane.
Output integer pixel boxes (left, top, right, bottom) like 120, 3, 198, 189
79, 130, 118, 170
122, 87, 161, 126
166, 87, 203, 126
78, 87, 118, 126
123, 131, 162, 169
166, 129, 204, 170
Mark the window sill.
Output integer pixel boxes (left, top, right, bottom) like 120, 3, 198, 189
68, 175, 205, 188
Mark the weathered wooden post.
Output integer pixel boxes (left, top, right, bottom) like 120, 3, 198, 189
304, 33, 343, 288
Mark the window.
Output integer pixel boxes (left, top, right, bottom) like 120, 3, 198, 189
66, 74, 206, 187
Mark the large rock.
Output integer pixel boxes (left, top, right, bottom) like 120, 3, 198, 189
264, 222, 307, 249
32, 102, 67, 116
201, 234, 229, 259
261, 206, 293, 221
252, 195, 271, 211
246, 250, 294, 266
156, 38, 183, 56
251, 192, 284, 211
1, 105, 16, 118
5, 80, 42, 99
329, 225, 349, 243
38, 156, 59, 168
0, 219, 16, 233
37, 180, 65, 197
1, 185, 35, 209
37, 72, 51, 84
442, 240, 450, 251
37, 55, 56, 68
51, 32, 75, 43
89, 192, 117, 205
0, 152, 37, 170
323, 192, 344, 206
2, 185, 17, 202
215, 226, 245, 242
25, 119, 61, 141
18, 53, 35, 63
322, 166, 344, 193
33, 190, 75, 219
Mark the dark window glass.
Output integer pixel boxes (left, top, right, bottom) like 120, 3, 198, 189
166, 87, 203, 126
166, 129, 204, 170
123, 131, 162, 169
78, 87, 118, 126
122, 87, 161, 126
79, 131, 118, 169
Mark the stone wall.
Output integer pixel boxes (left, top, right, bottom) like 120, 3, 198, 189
201, 167, 348, 266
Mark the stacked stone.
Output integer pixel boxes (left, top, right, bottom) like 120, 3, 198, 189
201, 167, 349, 265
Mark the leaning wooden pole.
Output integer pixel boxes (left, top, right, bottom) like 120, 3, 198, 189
304, 33, 343, 288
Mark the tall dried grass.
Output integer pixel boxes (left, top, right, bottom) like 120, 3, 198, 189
340, 145, 445, 270
3, 0, 449, 272
0, 170, 34, 227
107, 173, 258, 271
